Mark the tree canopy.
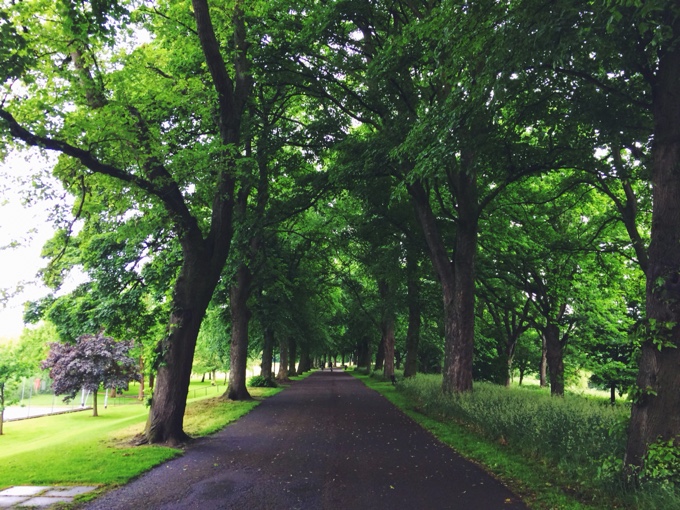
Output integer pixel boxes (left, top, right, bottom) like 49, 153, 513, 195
1, 0, 679, 475
41, 331, 139, 416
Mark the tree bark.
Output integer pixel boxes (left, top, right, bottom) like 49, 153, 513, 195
544, 322, 565, 396
408, 173, 477, 394
447, 160, 479, 393
403, 251, 421, 378
379, 280, 396, 379
226, 263, 252, 401
374, 333, 386, 371
145, 247, 220, 444
626, 35, 680, 468
539, 333, 548, 387
382, 316, 396, 379
92, 390, 98, 417
288, 338, 298, 376
357, 336, 372, 370
260, 327, 274, 380
298, 343, 312, 373
505, 357, 513, 388
277, 338, 290, 381
138, 357, 145, 400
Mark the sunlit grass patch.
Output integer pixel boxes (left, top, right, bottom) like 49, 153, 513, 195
0, 383, 282, 490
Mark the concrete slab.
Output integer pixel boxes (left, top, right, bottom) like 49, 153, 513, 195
0, 486, 98, 508
0, 497, 30, 508
18, 496, 72, 507
42, 486, 97, 497
0, 488, 49, 497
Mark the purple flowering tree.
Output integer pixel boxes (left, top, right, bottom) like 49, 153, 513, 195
42, 332, 140, 417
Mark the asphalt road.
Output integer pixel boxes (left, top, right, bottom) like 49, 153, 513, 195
83, 370, 528, 510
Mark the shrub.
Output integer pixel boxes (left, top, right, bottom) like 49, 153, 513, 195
247, 375, 278, 388
641, 438, 680, 487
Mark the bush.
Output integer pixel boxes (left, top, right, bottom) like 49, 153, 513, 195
247, 375, 278, 388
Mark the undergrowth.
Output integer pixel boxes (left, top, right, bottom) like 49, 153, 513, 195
370, 372, 680, 510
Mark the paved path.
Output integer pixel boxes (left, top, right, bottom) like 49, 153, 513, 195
84, 370, 528, 510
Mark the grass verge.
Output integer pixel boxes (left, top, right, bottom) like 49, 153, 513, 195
0, 384, 281, 491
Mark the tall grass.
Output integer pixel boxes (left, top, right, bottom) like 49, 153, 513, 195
400, 376, 627, 478
395, 374, 680, 509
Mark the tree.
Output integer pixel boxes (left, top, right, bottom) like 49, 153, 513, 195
0, 0, 252, 444
41, 332, 140, 417
620, 4, 680, 470
0, 343, 29, 435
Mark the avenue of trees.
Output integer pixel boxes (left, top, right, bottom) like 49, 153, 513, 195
1, 0, 679, 477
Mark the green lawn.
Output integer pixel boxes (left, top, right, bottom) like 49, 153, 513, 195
0, 382, 281, 490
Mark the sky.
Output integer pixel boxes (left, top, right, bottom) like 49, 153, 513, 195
0, 151, 76, 339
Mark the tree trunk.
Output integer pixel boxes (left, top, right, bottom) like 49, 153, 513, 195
539, 334, 548, 387
144, 239, 229, 445
92, 390, 98, 417
382, 316, 395, 379
409, 177, 476, 394
610, 384, 616, 406
374, 334, 385, 371
505, 356, 514, 388
298, 343, 312, 373
261, 327, 274, 380
138, 357, 145, 400
544, 323, 565, 396
626, 36, 680, 469
288, 338, 297, 376
149, 372, 154, 392
403, 251, 421, 378
446, 162, 478, 393
357, 336, 372, 369
379, 280, 396, 380
277, 338, 290, 381
226, 264, 252, 401
504, 329, 525, 387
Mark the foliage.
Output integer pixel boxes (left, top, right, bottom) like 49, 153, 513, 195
640, 438, 680, 488
246, 375, 278, 388
15, 322, 58, 373
41, 332, 140, 415
0, 342, 30, 434
0, 0, 674, 471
